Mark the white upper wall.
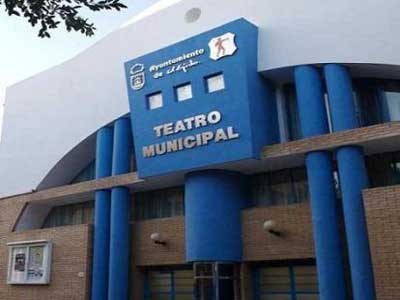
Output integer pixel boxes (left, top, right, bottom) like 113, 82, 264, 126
1, 0, 400, 197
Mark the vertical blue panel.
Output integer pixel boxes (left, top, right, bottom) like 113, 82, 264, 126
95, 127, 113, 179
294, 65, 329, 137
112, 117, 133, 175
185, 170, 246, 262
336, 146, 376, 300
294, 65, 347, 299
325, 64, 376, 300
108, 187, 131, 300
108, 117, 133, 300
92, 127, 113, 300
125, 19, 278, 178
305, 151, 347, 300
324, 64, 359, 131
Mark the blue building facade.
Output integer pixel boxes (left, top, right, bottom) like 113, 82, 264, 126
3, 0, 400, 299
83, 18, 393, 300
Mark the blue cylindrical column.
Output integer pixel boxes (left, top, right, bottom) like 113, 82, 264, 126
108, 187, 131, 300
324, 64, 359, 131
294, 65, 347, 299
294, 65, 330, 137
108, 118, 132, 300
324, 64, 376, 300
305, 152, 347, 300
92, 127, 113, 300
112, 117, 133, 175
185, 170, 246, 262
336, 147, 376, 300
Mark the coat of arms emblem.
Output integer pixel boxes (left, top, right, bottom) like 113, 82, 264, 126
130, 64, 146, 90
208, 32, 237, 61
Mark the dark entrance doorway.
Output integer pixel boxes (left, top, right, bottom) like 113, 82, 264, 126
194, 262, 238, 300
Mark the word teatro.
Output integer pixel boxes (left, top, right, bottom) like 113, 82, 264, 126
142, 111, 240, 158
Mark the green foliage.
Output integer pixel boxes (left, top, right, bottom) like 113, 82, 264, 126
1, 0, 127, 38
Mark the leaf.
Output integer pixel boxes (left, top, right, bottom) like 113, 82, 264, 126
2, 0, 128, 38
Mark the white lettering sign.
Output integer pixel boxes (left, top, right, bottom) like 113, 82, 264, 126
142, 110, 240, 158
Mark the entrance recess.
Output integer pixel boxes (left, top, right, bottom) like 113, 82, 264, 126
194, 262, 238, 300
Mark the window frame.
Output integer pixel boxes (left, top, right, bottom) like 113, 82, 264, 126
205, 72, 226, 93
42, 200, 94, 228
250, 167, 309, 208
7, 240, 52, 285
253, 262, 319, 300
134, 187, 185, 221
175, 82, 193, 102
144, 268, 194, 300
147, 91, 164, 110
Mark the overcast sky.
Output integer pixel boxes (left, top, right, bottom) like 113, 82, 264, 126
0, 0, 162, 140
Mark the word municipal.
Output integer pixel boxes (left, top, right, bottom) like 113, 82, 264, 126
142, 111, 240, 158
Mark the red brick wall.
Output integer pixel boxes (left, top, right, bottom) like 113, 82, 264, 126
0, 198, 92, 300
363, 185, 400, 300
133, 216, 186, 266
242, 203, 315, 261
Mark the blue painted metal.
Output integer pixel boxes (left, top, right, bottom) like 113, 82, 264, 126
125, 19, 279, 178
305, 152, 347, 300
112, 117, 133, 176
294, 65, 329, 137
108, 187, 131, 300
336, 146, 376, 300
185, 170, 246, 262
324, 64, 376, 300
92, 127, 113, 300
95, 127, 114, 179
108, 117, 133, 300
295, 65, 347, 299
324, 64, 359, 131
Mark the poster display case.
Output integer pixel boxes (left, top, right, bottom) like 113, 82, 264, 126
7, 240, 52, 285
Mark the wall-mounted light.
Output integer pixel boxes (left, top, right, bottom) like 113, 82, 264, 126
150, 232, 167, 246
263, 220, 282, 237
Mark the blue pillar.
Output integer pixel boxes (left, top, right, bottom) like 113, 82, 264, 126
294, 65, 347, 300
92, 127, 113, 300
305, 152, 347, 300
294, 65, 329, 137
112, 117, 133, 175
108, 118, 132, 300
185, 170, 246, 262
336, 147, 375, 300
324, 64, 376, 300
324, 64, 358, 131
108, 187, 131, 300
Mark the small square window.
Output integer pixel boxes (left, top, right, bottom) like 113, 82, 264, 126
206, 73, 225, 93
147, 92, 163, 110
176, 83, 193, 102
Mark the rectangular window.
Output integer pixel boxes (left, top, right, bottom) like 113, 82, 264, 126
251, 168, 309, 207
147, 92, 163, 110
353, 79, 400, 126
206, 73, 225, 93
134, 187, 184, 220
367, 150, 400, 187
42, 201, 94, 228
144, 269, 194, 300
7, 241, 52, 285
176, 83, 193, 102
283, 85, 302, 141
254, 263, 319, 300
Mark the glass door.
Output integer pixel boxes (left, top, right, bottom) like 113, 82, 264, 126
194, 262, 239, 300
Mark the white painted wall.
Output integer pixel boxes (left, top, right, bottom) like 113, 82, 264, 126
1, 0, 400, 197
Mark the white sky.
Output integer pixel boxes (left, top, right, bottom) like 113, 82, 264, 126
0, 0, 165, 141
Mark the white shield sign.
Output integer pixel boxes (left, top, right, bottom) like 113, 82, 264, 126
130, 64, 146, 91
208, 32, 237, 61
